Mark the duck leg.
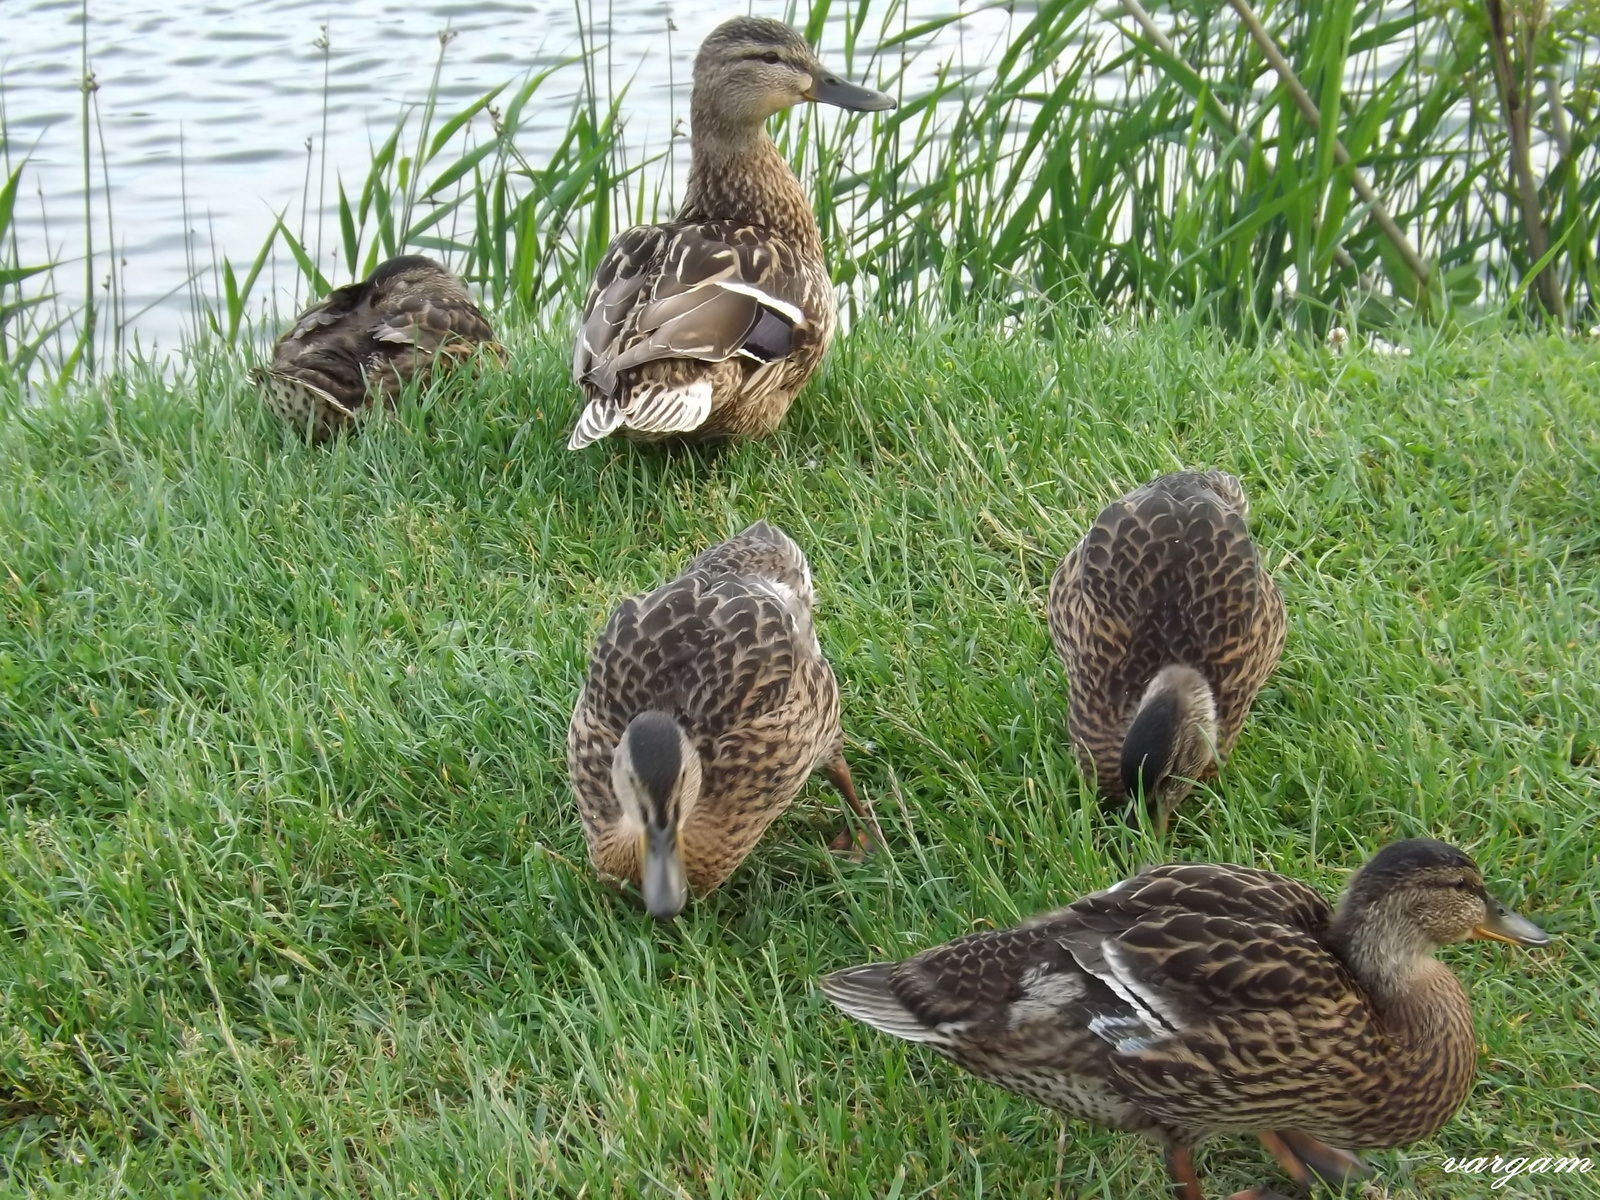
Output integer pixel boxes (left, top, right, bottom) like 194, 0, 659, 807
1256, 1133, 1313, 1187
1164, 1144, 1205, 1200
822, 755, 883, 858
1165, 1144, 1292, 1200
1266, 1130, 1372, 1187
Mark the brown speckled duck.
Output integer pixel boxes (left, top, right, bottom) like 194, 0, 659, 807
568, 521, 880, 920
252, 254, 501, 440
568, 18, 895, 449
1048, 471, 1286, 829
822, 838, 1548, 1199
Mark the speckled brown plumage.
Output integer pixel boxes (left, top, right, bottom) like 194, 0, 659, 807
821, 838, 1548, 1199
568, 521, 875, 906
1047, 470, 1286, 821
568, 18, 894, 449
252, 254, 500, 441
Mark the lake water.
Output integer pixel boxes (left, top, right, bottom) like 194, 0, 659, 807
3, 0, 1014, 353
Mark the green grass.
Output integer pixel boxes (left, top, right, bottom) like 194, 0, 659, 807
1, 315, 1597, 1197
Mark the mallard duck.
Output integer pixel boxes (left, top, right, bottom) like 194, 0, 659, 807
252, 254, 501, 441
567, 18, 895, 450
567, 521, 881, 920
1048, 471, 1286, 829
821, 838, 1548, 1199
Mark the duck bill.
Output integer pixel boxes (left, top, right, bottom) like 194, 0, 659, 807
641, 826, 689, 922
1472, 900, 1548, 947
805, 73, 897, 112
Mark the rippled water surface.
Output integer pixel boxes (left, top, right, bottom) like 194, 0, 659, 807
5, 0, 1008, 349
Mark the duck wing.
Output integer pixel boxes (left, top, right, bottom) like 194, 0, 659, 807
1077, 867, 1385, 1138
826, 864, 1330, 1030
822, 920, 1096, 1048
1064, 863, 1337, 1024
367, 288, 498, 357
571, 222, 811, 446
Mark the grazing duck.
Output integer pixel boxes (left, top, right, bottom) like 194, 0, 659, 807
568, 521, 881, 920
821, 838, 1548, 1199
568, 17, 895, 449
1048, 471, 1285, 830
252, 254, 501, 440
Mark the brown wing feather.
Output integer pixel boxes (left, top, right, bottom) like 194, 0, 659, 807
576, 222, 810, 395
573, 225, 669, 388
569, 221, 827, 445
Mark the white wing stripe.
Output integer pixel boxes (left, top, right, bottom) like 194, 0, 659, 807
714, 280, 807, 325
1100, 942, 1185, 1033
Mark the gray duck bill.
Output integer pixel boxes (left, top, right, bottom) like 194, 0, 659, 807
805, 73, 897, 112
1473, 898, 1549, 947
642, 825, 689, 922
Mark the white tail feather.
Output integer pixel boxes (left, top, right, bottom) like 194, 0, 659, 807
623, 380, 714, 435
568, 397, 625, 450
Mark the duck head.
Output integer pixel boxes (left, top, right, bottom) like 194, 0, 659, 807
611, 711, 703, 922
692, 17, 896, 131
1119, 664, 1219, 829
1330, 838, 1548, 998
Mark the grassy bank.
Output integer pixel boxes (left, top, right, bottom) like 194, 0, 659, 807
1, 316, 1597, 1196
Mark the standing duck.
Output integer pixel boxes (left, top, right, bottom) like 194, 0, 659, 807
821, 838, 1549, 1199
1048, 471, 1286, 829
567, 18, 895, 449
568, 521, 880, 920
252, 254, 501, 441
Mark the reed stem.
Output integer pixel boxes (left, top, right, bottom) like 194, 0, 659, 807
1226, 0, 1432, 299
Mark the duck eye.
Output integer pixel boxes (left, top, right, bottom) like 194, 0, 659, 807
1452, 879, 1472, 891
760, 51, 782, 65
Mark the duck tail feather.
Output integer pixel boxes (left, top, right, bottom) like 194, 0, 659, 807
818, 964, 947, 1045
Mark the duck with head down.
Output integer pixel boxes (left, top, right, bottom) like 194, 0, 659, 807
568, 17, 896, 449
821, 837, 1549, 1199
568, 521, 881, 921
1048, 470, 1286, 832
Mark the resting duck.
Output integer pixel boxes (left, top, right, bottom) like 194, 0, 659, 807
568, 17, 895, 449
567, 521, 880, 920
822, 838, 1548, 1199
252, 254, 500, 441
1048, 471, 1286, 829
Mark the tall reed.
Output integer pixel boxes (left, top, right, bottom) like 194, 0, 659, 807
5, 0, 1598, 384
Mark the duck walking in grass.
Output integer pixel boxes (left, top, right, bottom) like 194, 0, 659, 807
1048, 471, 1285, 830
252, 254, 501, 441
567, 18, 896, 450
821, 838, 1548, 1199
568, 521, 880, 921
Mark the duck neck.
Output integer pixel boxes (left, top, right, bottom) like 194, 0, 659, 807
679, 103, 821, 254
1329, 908, 1477, 1093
